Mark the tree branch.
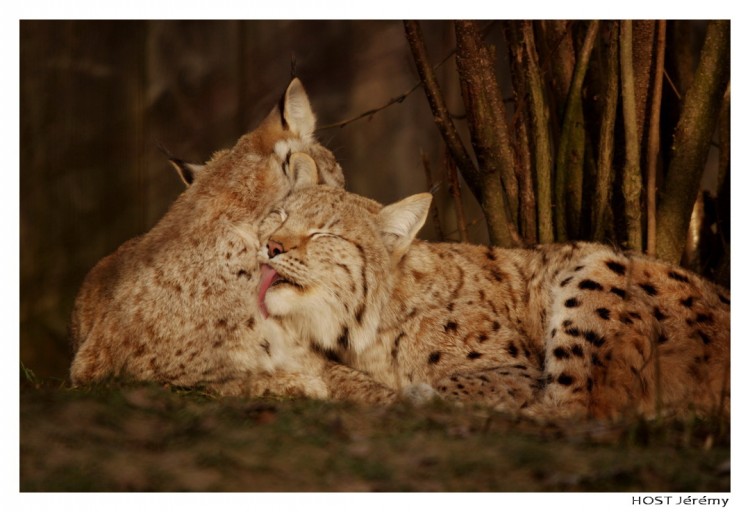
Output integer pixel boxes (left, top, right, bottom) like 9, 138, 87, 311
454, 20, 521, 247
592, 22, 619, 242
620, 20, 643, 251
646, 21, 666, 255
554, 20, 599, 241
521, 21, 555, 243
656, 20, 730, 263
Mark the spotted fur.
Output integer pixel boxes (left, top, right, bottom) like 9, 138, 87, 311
260, 186, 730, 419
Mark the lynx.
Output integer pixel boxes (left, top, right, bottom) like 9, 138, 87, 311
258, 185, 730, 419
70, 79, 395, 401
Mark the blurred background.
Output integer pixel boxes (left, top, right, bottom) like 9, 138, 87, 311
20, 20, 485, 380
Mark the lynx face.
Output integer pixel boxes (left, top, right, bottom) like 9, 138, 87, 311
258, 186, 430, 357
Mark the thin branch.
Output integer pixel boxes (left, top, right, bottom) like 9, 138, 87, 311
620, 20, 643, 252
403, 21, 479, 193
662, 68, 682, 100
521, 21, 554, 244
317, 49, 456, 131
646, 21, 667, 256
554, 20, 599, 241
420, 149, 445, 241
592, 22, 620, 242
445, 149, 469, 243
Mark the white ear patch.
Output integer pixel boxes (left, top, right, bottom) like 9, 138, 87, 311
283, 78, 316, 139
377, 193, 432, 258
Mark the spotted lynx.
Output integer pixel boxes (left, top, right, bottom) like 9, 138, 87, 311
258, 185, 730, 419
70, 79, 395, 401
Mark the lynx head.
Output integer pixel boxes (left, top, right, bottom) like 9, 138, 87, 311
166, 78, 344, 223
257, 186, 432, 357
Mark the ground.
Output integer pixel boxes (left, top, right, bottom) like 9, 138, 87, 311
20, 378, 729, 492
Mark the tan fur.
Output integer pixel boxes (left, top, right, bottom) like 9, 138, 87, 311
260, 186, 730, 419
70, 79, 350, 398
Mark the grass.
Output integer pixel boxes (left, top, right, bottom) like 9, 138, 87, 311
19, 379, 730, 492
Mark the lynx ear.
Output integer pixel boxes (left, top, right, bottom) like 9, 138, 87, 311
168, 158, 205, 187
289, 152, 319, 191
377, 193, 432, 259
282, 78, 316, 139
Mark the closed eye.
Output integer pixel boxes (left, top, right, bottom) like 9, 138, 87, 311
310, 232, 341, 240
281, 151, 292, 176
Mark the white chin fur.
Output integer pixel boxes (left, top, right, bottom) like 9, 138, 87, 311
267, 289, 345, 350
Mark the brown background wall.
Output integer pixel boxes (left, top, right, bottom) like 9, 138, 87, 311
20, 20, 486, 379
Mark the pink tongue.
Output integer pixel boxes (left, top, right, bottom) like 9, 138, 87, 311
258, 264, 278, 319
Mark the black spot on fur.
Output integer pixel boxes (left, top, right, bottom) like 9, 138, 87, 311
653, 307, 667, 321
553, 347, 570, 360
467, 351, 482, 360
574, 265, 584, 271
564, 327, 581, 337
657, 334, 668, 345
587, 378, 594, 392
486, 249, 496, 261
562, 319, 573, 327
355, 304, 366, 324
579, 279, 603, 291
560, 276, 573, 287
595, 308, 611, 320
583, 330, 606, 347
680, 296, 695, 308
571, 344, 584, 357
491, 269, 504, 282
557, 374, 574, 386
591, 353, 604, 367
627, 311, 642, 320
667, 270, 690, 283
695, 313, 713, 324
639, 283, 658, 296
491, 321, 501, 332
337, 327, 350, 349
311, 342, 341, 364
610, 287, 627, 299
619, 314, 634, 325
564, 297, 581, 308
444, 321, 459, 333
719, 294, 730, 305
507, 343, 519, 358
550, 328, 557, 338
428, 351, 442, 364
696, 331, 711, 345
237, 269, 251, 279
447, 302, 455, 312
477, 333, 489, 343
605, 260, 626, 275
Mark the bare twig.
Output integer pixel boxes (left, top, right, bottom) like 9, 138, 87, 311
445, 150, 469, 243
403, 21, 478, 192
521, 21, 554, 244
662, 68, 682, 100
421, 149, 445, 241
592, 22, 620, 242
646, 21, 666, 256
317, 49, 456, 131
620, 20, 643, 252
554, 20, 599, 241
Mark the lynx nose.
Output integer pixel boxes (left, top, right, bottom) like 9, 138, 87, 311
267, 240, 285, 258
